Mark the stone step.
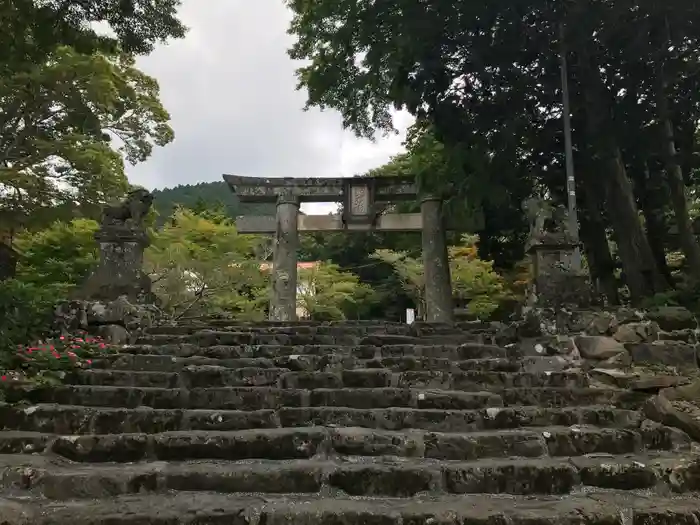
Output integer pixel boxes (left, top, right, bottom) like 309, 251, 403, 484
1, 453, 697, 500
67, 368, 589, 390
144, 322, 478, 338
3, 490, 700, 524
1, 385, 502, 410
0, 424, 688, 462
1, 384, 649, 410
126, 341, 509, 360
92, 353, 523, 373
146, 324, 414, 336
0, 404, 643, 435
142, 325, 478, 345
135, 332, 428, 346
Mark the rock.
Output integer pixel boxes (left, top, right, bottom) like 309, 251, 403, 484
589, 368, 636, 389
585, 312, 617, 336
616, 308, 646, 325
96, 324, 131, 345
658, 329, 697, 343
597, 351, 632, 369
518, 337, 574, 357
521, 356, 573, 373
660, 379, 700, 403
55, 296, 161, 335
584, 309, 644, 336
647, 306, 696, 332
631, 375, 690, 393
627, 341, 698, 368
612, 322, 658, 344
643, 379, 700, 443
573, 336, 627, 360
561, 309, 596, 333
643, 394, 700, 443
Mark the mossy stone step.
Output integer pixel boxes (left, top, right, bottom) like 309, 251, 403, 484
4, 491, 700, 524
0, 424, 688, 462
66, 368, 588, 390
1, 454, 698, 500
0, 403, 642, 435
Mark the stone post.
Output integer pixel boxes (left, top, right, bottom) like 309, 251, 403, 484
420, 195, 454, 323
82, 227, 154, 302
270, 194, 300, 321
528, 243, 590, 309
520, 199, 592, 336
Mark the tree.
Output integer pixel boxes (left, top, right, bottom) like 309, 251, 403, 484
151, 181, 276, 226
297, 262, 376, 321
13, 218, 99, 293
1, 0, 186, 70
145, 209, 270, 320
372, 235, 511, 319
0, 46, 174, 234
371, 248, 425, 315
449, 238, 513, 319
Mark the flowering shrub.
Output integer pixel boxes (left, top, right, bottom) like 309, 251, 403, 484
1, 332, 116, 386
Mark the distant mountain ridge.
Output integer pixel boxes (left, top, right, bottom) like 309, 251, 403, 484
151, 181, 275, 222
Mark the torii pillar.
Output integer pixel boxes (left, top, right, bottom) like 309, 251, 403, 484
270, 193, 300, 321
421, 194, 453, 323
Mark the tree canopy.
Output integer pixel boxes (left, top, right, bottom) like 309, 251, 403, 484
1, 0, 186, 70
286, 0, 700, 303
0, 46, 173, 234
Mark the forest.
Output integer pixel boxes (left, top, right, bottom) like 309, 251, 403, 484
4, 0, 700, 356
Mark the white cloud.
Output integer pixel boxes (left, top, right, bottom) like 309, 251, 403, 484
126, 0, 415, 216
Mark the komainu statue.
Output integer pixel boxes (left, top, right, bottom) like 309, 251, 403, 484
522, 196, 571, 248
101, 189, 154, 230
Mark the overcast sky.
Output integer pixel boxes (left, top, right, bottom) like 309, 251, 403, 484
128, 1, 413, 213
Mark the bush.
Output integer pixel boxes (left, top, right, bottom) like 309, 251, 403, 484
0, 279, 58, 361
3, 333, 115, 386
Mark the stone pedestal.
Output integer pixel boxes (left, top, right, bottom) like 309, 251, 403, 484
270, 195, 300, 321
81, 226, 154, 303
421, 196, 454, 323
528, 242, 591, 309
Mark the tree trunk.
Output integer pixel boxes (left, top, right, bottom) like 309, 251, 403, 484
578, 172, 619, 304
578, 55, 667, 302
656, 69, 700, 279
604, 148, 668, 299
637, 162, 674, 286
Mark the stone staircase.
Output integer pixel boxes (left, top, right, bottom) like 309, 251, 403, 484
2, 320, 700, 524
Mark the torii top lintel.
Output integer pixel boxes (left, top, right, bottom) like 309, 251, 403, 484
222, 174, 418, 203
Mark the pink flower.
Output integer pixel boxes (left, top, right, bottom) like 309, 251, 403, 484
59, 336, 65, 341
86, 359, 92, 365
99, 343, 106, 349
0, 376, 6, 381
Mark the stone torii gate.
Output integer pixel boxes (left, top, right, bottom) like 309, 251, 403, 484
223, 174, 453, 323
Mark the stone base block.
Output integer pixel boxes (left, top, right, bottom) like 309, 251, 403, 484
54, 296, 162, 341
